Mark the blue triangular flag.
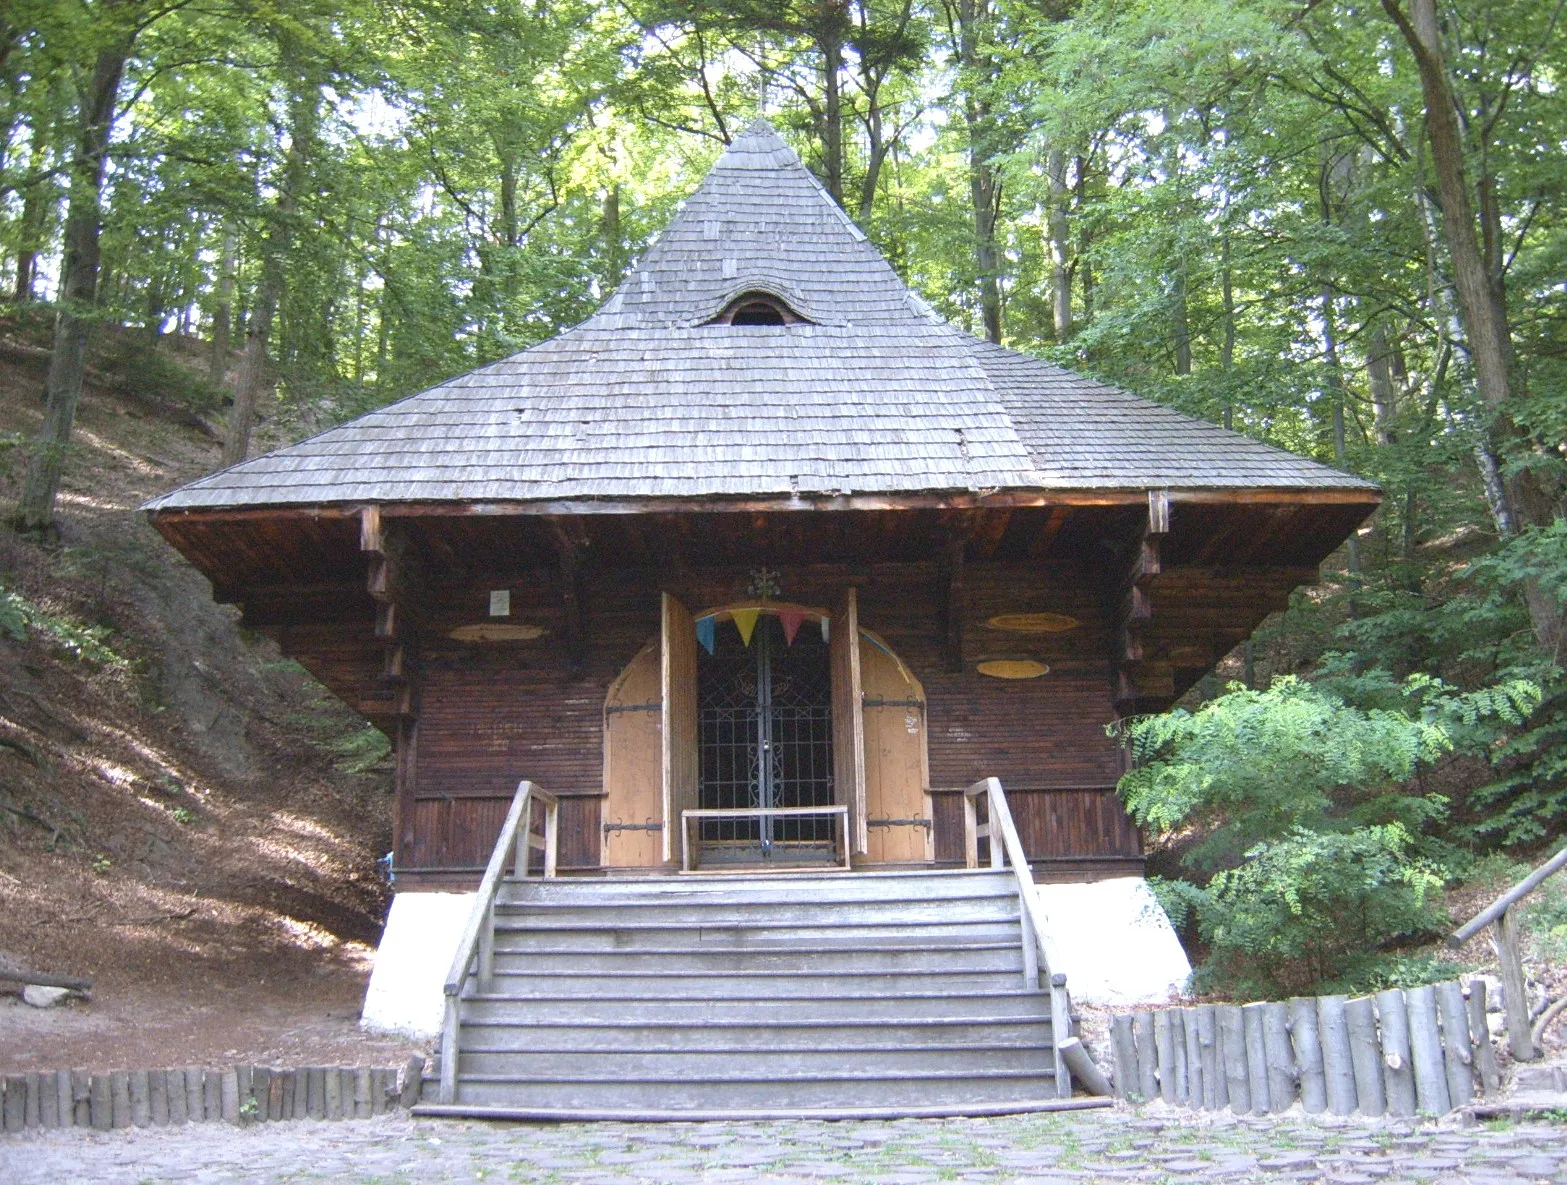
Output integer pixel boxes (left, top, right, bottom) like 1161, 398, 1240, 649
695, 616, 716, 655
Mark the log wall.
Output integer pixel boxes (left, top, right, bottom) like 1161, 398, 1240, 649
302, 560, 1144, 882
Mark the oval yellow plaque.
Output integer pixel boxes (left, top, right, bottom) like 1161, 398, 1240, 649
976, 660, 1050, 679
448, 623, 547, 642
986, 613, 1080, 633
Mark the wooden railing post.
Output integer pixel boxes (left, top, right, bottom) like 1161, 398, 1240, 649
543, 798, 560, 878
476, 902, 494, 987
1495, 905, 1537, 1061
968, 776, 1074, 1099
438, 779, 559, 1103
438, 996, 459, 1105
1450, 843, 1565, 1064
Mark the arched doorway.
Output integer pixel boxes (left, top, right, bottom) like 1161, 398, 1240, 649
601, 595, 931, 869
697, 611, 835, 865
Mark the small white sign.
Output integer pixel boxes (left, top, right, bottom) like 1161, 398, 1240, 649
488, 590, 511, 617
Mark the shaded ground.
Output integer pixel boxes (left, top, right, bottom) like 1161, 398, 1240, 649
4, 1107, 1567, 1185
0, 314, 421, 1072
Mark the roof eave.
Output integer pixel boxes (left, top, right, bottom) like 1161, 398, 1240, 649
144, 483, 1381, 523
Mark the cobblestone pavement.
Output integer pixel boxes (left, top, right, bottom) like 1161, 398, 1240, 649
2, 1107, 1564, 1184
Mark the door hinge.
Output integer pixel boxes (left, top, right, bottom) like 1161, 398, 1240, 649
606, 701, 661, 715
866, 817, 933, 829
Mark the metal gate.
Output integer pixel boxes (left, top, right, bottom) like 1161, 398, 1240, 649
697, 614, 834, 860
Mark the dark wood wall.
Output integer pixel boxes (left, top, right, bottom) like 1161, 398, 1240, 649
396, 559, 1141, 884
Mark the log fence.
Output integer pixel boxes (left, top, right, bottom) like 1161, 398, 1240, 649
1449, 842, 1567, 1062
0, 1056, 424, 1133
1109, 978, 1501, 1117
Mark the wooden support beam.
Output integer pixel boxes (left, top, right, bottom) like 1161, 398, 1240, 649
359, 505, 425, 721
970, 508, 1012, 559
1110, 492, 1171, 712
1028, 506, 1072, 560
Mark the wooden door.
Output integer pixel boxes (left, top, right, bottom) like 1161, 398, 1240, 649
661, 593, 699, 863
602, 642, 662, 867
860, 630, 932, 863
830, 588, 867, 856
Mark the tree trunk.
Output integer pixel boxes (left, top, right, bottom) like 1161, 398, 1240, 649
952, 0, 1002, 343
1366, 321, 1398, 444
12, 47, 128, 534
12, 116, 55, 303
208, 224, 236, 383
1393, 5, 1558, 565
1172, 269, 1191, 376
1046, 148, 1071, 340
221, 50, 320, 470
1386, 0, 1563, 653
820, 32, 845, 208
1321, 287, 1361, 575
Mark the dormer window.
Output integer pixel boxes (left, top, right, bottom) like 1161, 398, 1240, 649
732, 300, 787, 325
707, 292, 805, 326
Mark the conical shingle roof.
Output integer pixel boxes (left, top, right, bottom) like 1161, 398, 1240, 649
145, 121, 1373, 512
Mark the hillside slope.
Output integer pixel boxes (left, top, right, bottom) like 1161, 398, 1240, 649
0, 313, 420, 1072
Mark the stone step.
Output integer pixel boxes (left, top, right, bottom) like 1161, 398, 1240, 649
500, 868, 1020, 906
493, 895, 1020, 928
457, 1016, 1053, 1053
482, 941, 1024, 975
490, 918, 1024, 948
470, 965, 1021, 996
458, 1043, 1057, 1079
446, 1069, 1059, 1112
459, 989, 1048, 1021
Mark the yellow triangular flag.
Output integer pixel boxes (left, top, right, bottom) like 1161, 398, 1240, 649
731, 607, 760, 646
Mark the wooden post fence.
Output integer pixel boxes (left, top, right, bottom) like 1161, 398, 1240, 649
1109, 977, 1498, 1118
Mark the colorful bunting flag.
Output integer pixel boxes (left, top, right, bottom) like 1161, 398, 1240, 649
731, 607, 760, 646
695, 616, 716, 655
778, 609, 804, 646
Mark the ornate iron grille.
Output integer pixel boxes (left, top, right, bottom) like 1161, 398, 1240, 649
697, 614, 834, 856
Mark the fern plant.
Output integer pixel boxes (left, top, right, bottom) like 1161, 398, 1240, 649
1113, 672, 1541, 995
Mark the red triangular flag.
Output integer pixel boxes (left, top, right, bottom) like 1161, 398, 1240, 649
778, 609, 804, 646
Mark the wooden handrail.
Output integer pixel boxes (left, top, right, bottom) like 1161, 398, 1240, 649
680, 805, 851, 872
438, 779, 559, 1103
1451, 844, 1567, 944
1448, 842, 1566, 1064
963, 777, 1073, 1097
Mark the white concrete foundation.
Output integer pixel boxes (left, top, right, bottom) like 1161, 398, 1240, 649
360, 876, 1192, 1035
1033, 877, 1191, 1006
361, 891, 476, 1039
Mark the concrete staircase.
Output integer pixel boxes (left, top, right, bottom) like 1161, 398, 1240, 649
415, 868, 1073, 1120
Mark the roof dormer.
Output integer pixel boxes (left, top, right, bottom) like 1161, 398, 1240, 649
706, 291, 808, 326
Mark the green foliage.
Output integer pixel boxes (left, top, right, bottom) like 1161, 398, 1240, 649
1150, 827, 1450, 997
1115, 673, 1541, 995
0, 583, 129, 669
1520, 857, 1567, 964
322, 724, 393, 775
100, 339, 227, 415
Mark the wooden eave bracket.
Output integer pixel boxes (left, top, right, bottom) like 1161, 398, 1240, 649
361, 505, 426, 714
1111, 491, 1170, 713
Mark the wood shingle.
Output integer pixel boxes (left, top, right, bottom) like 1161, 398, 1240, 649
145, 121, 1373, 513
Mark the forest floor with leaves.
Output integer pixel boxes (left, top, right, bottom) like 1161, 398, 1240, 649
0, 315, 423, 1073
